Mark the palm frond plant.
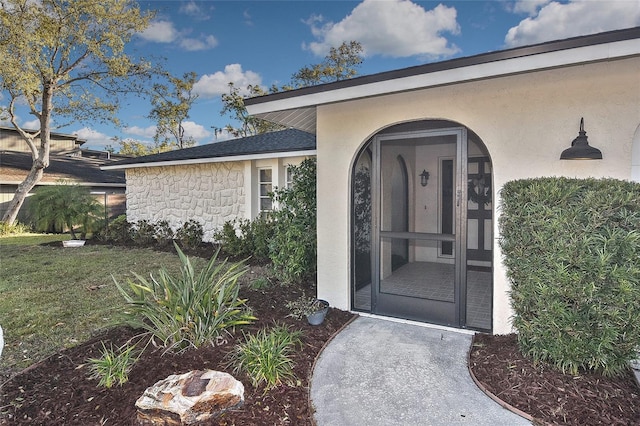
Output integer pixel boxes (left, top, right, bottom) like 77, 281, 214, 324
115, 244, 256, 352
28, 182, 103, 239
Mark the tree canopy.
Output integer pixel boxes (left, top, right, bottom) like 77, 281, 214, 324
0, 0, 157, 224
291, 41, 363, 87
220, 83, 285, 138
149, 72, 199, 150
107, 137, 176, 157
221, 41, 364, 138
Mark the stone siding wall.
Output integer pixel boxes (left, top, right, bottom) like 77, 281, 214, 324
126, 162, 245, 242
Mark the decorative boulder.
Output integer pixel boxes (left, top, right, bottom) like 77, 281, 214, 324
136, 370, 244, 425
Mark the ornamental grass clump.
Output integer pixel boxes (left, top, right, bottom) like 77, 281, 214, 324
87, 342, 139, 388
226, 324, 302, 391
115, 244, 255, 352
500, 177, 640, 377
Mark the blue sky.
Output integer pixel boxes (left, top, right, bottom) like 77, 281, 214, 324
4, 0, 640, 150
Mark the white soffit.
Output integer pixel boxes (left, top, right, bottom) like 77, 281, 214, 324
246, 37, 640, 133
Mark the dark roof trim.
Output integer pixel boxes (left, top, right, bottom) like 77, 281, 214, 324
102, 128, 316, 169
0, 126, 87, 144
245, 27, 640, 106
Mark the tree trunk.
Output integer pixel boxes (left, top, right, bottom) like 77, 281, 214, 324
1, 164, 45, 224
1, 85, 53, 225
67, 219, 77, 240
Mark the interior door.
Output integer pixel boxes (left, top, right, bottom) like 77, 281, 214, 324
372, 128, 468, 327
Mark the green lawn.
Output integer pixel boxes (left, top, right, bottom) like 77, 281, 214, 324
0, 235, 205, 379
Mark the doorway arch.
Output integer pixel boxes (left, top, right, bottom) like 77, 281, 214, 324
351, 120, 493, 331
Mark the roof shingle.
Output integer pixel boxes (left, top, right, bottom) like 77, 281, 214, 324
107, 128, 316, 168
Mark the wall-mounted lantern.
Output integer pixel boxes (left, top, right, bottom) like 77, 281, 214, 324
560, 118, 602, 160
420, 169, 430, 187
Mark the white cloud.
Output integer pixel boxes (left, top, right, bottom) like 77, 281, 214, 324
139, 20, 180, 43
243, 10, 253, 26
138, 18, 218, 52
193, 64, 262, 98
72, 127, 114, 149
124, 125, 156, 139
210, 127, 235, 142
181, 121, 211, 140
305, 0, 460, 59
179, 1, 211, 20
22, 119, 40, 129
511, 0, 552, 16
180, 34, 218, 51
505, 0, 640, 47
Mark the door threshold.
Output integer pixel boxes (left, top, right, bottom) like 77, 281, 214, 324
353, 312, 476, 335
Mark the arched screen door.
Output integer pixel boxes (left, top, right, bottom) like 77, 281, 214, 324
372, 128, 467, 326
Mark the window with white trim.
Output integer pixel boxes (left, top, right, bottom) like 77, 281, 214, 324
259, 168, 273, 211
286, 166, 294, 188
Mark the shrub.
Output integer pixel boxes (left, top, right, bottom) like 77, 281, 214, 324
27, 182, 103, 239
132, 220, 156, 246
500, 177, 640, 377
215, 214, 274, 262
99, 215, 132, 243
215, 220, 245, 257
154, 220, 174, 247
250, 213, 275, 261
249, 276, 272, 290
269, 159, 317, 284
115, 244, 255, 352
87, 342, 138, 388
226, 324, 301, 391
176, 219, 204, 250
0, 221, 30, 236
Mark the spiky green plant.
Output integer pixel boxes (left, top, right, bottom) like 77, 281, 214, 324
87, 342, 138, 388
115, 244, 255, 352
226, 324, 302, 391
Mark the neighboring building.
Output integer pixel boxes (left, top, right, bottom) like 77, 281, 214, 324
101, 128, 315, 242
0, 127, 126, 222
0, 126, 83, 154
244, 27, 640, 334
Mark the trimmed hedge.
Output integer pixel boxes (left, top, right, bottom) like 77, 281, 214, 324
499, 177, 640, 377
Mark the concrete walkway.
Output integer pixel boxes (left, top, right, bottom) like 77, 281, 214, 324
310, 316, 532, 426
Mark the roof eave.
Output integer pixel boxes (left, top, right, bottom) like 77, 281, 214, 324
0, 180, 125, 187
101, 149, 317, 171
245, 28, 640, 133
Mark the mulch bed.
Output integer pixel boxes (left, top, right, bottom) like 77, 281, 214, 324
0, 243, 357, 425
469, 333, 640, 425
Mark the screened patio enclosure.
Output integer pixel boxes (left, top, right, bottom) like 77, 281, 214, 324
351, 121, 493, 331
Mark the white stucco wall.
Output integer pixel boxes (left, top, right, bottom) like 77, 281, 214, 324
126, 162, 246, 242
315, 57, 640, 334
